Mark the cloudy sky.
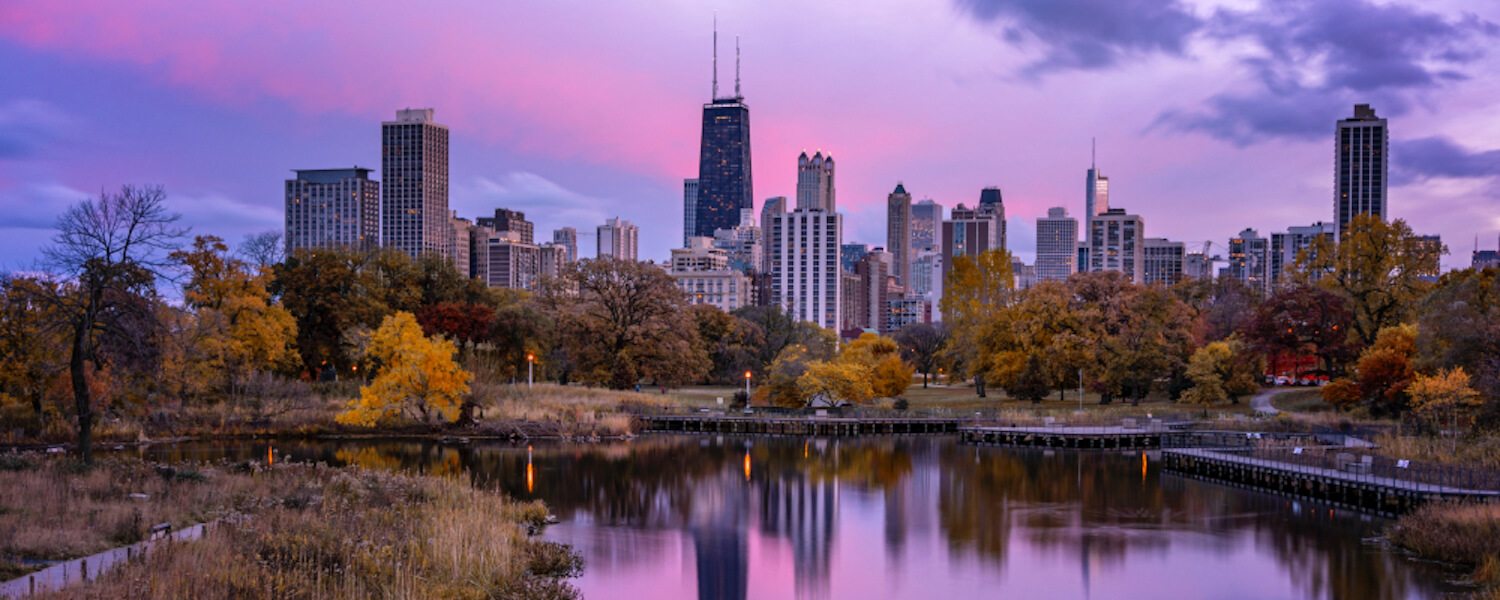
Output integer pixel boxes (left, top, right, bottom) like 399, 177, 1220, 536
1, 0, 1497, 271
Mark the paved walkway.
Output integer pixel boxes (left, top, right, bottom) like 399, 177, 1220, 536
0, 522, 212, 598
1250, 387, 1297, 415
1167, 448, 1500, 496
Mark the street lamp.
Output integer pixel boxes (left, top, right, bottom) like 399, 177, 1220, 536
744, 371, 753, 412
527, 354, 535, 390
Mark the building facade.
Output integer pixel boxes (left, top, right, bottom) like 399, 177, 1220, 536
911, 199, 942, 252
381, 108, 449, 259
447, 212, 472, 276
768, 209, 842, 330
682, 178, 699, 248
1227, 228, 1271, 293
978, 188, 1007, 253
942, 203, 1000, 268
886, 183, 913, 288
1035, 207, 1078, 282
670, 238, 750, 312
1270, 221, 1334, 286
853, 252, 891, 333
1087, 208, 1144, 283
552, 227, 578, 263
696, 96, 753, 239
713, 209, 762, 273
477, 208, 533, 245
284, 167, 379, 254
1336, 104, 1388, 239
1183, 252, 1213, 281
597, 217, 639, 261
1142, 238, 1185, 286
796, 151, 836, 212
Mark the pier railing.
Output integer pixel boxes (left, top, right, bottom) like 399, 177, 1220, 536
1176, 445, 1500, 493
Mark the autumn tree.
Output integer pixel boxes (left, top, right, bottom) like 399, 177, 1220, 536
762, 344, 815, 407
172, 235, 299, 396
797, 361, 874, 406
1323, 324, 1417, 414
1007, 352, 1051, 404
691, 305, 765, 384
1181, 338, 1263, 405
537, 257, 708, 389
0, 276, 68, 419
1293, 215, 1444, 347
839, 333, 913, 399
337, 311, 471, 427
1073, 272, 1195, 405
733, 305, 836, 373
272, 247, 382, 377
939, 249, 1014, 397
894, 322, 946, 388
1408, 367, 1481, 451
1415, 267, 1500, 419
1174, 276, 1263, 345
1243, 284, 1357, 377
40, 185, 185, 461
416, 302, 494, 357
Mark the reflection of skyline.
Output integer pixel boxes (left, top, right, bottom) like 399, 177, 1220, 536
142, 437, 1465, 600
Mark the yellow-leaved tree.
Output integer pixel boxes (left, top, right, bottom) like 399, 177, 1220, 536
796, 361, 874, 405
337, 311, 471, 427
1409, 367, 1480, 453
839, 333, 913, 399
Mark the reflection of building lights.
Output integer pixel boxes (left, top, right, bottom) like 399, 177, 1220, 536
1141, 451, 1147, 483
267, 445, 274, 465
527, 445, 535, 494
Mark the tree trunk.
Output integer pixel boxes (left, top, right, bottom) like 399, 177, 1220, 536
922, 372, 928, 389
975, 375, 986, 398
69, 320, 94, 464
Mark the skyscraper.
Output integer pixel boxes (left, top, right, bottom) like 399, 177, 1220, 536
447, 212, 472, 276
552, 227, 578, 263
284, 167, 379, 254
1270, 221, 1335, 286
1336, 104, 1388, 239
597, 217, 639, 261
1087, 208, 1144, 283
886, 183, 912, 288
683, 178, 699, 247
1035, 207, 1077, 282
979, 187, 1007, 252
694, 31, 752, 239
759, 196, 786, 274
796, 151, 836, 212
769, 208, 842, 330
911, 199, 943, 251
381, 108, 449, 259
1086, 147, 1109, 219
942, 203, 1001, 267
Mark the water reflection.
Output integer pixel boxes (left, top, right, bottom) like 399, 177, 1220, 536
139, 437, 1466, 600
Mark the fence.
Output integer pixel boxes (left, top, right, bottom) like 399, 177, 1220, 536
1173, 445, 1500, 493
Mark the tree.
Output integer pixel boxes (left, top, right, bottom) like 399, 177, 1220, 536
1415, 267, 1500, 420
1323, 324, 1417, 414
238, 231, 284, 271
337, 311, 471, 427
1182, 338, 1263, 405
1408, 367, 1481, 452
1072, 272, 1195, 405
1244, 284, 1357, 378
840, 333, 912, 399
733, 305, 836, 373
894, 323, 946, 388
1293, 215, 1444, 347
40, 185, 186, 462
171, 235, 299, 396
416, 302, 494, 357
272, 247, 383, 377
0, 276, 68, 419
1007, 352, 1051, 404
1174, 276, 1263, 345
691, 305, 765, 384
796, 361, 873, 405
762, 344, 815, 407
537, 257, 708, 389
939, 250, 1014, 397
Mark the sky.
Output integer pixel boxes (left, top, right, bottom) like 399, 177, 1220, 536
1, 0, 1498, 271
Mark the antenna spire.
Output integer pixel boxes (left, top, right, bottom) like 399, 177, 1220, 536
712, 14, 719, 100
1091, 137, 1096, 169
735, 36, 741, 98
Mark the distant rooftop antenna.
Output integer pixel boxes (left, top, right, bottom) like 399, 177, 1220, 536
735, 36, 742, 98
712, 14, 719, 100
1091, 137, 1096, 169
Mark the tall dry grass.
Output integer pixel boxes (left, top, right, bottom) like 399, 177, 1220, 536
1388, 500, 1500, 588
1370, 433, 1500, 471
469, 383, 671, 437
13, 458, 579, 599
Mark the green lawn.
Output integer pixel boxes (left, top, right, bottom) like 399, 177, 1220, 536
1271, 388, 1333, 413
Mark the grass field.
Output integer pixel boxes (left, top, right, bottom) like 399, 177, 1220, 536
1270, 388, 1333, 413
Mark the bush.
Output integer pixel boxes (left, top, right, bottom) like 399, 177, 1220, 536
0, 454, 36, 472
732, 390, 750, 408
893, 398, 909, 411
526, 540, 584, 578
1388, 501, 1500, 566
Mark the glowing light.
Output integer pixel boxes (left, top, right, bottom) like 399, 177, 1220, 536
267, 445, 274, 466
744, 451, 751, 481
1141, 451, 1147, 483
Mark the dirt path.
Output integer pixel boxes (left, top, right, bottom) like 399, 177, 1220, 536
1250, 387, 1296, 415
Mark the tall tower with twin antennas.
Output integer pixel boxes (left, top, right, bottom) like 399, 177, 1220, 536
692, 18, 754, 241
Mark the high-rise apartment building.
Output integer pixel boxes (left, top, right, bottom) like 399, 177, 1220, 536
768, 209, 842, 330
713, 209, 761, 273
1087, 208, 1144, 283
941, 203, 1001, 267
284, 167, 379, 254
911, 199, 943, 251
597, 217, 639, 261
1011, 259, 1037, 291
1227, 228, 1271, 293
694, 47, 753, 239
447, 212, 472, 277
841, 243, 869, 274
1270, 221, 1335, 286
683, 179, 699, 247
477, 208, 533, 245
1086, 157, 1109, 219
1336, 104, 1388, 239
1142, 238, 1185, 286
796, 151, 836, 212
853, 251, 891, 333
886, 183, 912, 288
381, 108, 449, 259
552, 227, 578, 263
1035, 207, 1077, 282
477, 235, 561, 291
1183, 252, 1213, 281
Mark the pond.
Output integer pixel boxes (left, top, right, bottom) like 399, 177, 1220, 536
137, 435, 1467, 600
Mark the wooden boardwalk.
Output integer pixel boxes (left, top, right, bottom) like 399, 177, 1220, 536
1163, 448, 1500, 515
639, 414, 960, 436
960, 425, 1166, 449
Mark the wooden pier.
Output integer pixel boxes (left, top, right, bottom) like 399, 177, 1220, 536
638, 414, 960, 436
959, 425, 1165, 449
1162, 448, 1500, 515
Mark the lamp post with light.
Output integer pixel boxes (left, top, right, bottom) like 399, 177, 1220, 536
744, 371, 752, 409
527, 354, 535, 390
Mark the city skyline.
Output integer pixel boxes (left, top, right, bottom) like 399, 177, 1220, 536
1, 0, 1498, 271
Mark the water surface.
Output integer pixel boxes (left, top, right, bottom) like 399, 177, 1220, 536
139, 436, 1466, 600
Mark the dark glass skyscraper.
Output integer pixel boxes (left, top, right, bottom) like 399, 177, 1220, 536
695, 97, 753, 239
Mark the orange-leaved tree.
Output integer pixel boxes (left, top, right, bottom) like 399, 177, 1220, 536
337, 311, 471, 427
